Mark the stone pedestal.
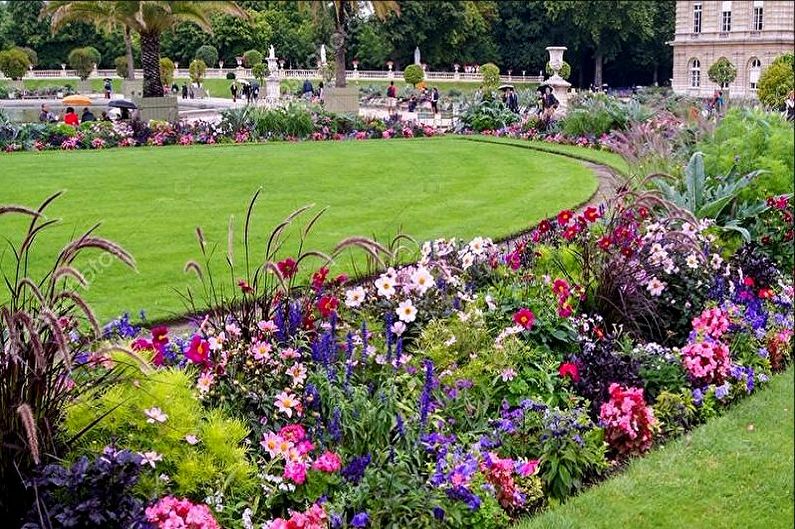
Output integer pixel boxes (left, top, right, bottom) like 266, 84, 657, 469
133, 95, 178, 122
122, 80, 144, 98
77, 79, 93, 94
546, 75, 571, 117
323, 86, 359, 114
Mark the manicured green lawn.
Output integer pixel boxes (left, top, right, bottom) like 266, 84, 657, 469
515, 368, 795, 529
0, 137, 596, 322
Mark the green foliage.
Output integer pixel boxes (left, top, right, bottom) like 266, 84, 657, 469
159, 57, 175, 86
562, 93, 651, 136
242, 48, 263, 67
403, 64, 424, 87
696, 108, 795, 199
0, 47, 30, 79
707, 57, 737, 86
758, 53, 794, 110
460, 98, 519, 132
17, 46, 37, 67
654, 151, 765, 242
194, 44, 219, 67
114, 56, 128, 78
226, 71, 236, 80
545, 60, 570, 80
64, 365, 257, 500
480, 62, 500, 90
251, 62, 268, 83
188, 59, 207, 84
68, 46, 101, 81
250, 103, 313, 138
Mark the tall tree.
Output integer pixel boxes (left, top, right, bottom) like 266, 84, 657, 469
44, 1, 137, 79
302, 1, 399, 88
545, 0, 655, 87
44, 1, 247, 97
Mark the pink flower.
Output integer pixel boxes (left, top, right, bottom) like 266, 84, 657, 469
312, 451, 342, 473
284, 461, 307, 484
146, 496, 220, 529
558, 362, 580, 382
185, 335, 211, 367
599, 384, 657, 456
279, 424, 306, 443
512, 308, 535, 330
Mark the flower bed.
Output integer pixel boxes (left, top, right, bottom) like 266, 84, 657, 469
3, 169, 792, 528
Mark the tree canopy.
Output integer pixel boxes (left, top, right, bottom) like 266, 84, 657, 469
0, 0, 677, 87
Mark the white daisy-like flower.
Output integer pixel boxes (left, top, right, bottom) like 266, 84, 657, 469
396, 299, 418, 323
685, 253, 700, 269
461, 253, 475, 269
139, 451, 163, 468
197, 372, 214, 394
184, 434, 200, 445
345, 286, 367, 307
710, 253, 723, 270
274, 391, 299, 417
469, 237, 486, 255
444, 335, 457, 347
646, 277, 666, 297
250, 341, 272, 361
411, 266, 434, 295
375, 275, 396, 298
286, 363, 307, 386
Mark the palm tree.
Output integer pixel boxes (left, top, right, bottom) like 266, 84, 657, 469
303, 1, 399, 88
44, 1, 247, 97
44, 1, 137, 79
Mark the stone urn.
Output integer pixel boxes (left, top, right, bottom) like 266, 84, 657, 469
544, 46, 572, 116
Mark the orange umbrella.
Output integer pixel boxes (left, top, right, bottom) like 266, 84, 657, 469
62, 95, 92, 106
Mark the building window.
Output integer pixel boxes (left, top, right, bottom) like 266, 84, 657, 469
693, 2, 702, 33
749, 57, 762, 89
753, 1, 763, 31
690, 58, 701, 88
721, 1, 732, 32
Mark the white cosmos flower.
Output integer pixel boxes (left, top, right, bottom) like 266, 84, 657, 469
686, 253, 700, 269
396, 299, 417, 323
710, 253, 724, 270
469, 237, 486, 255
375, 275, 396, 298
411, 266, 434, 294
345, 286, 367, 307
646, 277, 666, 297
461, 253, 475, 269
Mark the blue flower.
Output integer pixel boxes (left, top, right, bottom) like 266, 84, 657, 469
432, 506, 445, 520
341, 453, 371, 484
351, 512, 370, 527
714, 382, 730, 400
692, 388, 704, 406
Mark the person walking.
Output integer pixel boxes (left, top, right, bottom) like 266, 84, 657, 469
103, 79, 112, 99
230, 82, 238, 103
507, 88, 519, 113
386, 80, 397, 115
785, 90, 795, 122
63, 107, 79, 126
317, 82, 325, 103
541, 86, 559, 125
181, 83, 188, 100
81, 107, 96, 122
302, 79, 314, 98
430, 87, 439, 115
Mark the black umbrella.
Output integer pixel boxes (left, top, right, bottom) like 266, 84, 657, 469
536, 84, 551, 93
108, 99, 137, 110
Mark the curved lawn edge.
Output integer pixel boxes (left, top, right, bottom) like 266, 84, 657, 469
460, 135, 629, 176
514, 368, 795, 529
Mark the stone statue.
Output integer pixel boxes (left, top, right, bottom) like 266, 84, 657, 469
268, 45, 275, 59
414, 46, 421, 65
320, 44, 327, 65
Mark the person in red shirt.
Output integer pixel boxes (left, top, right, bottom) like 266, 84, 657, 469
63, 107, 79, 126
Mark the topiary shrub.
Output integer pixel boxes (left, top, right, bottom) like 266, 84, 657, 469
68, 46, 101, 81
403, 64, 424, 87
707, 57, 737, 88
252, 62, 268, 84
480, 62, 500, 91
545, 60, 571, 80
194, 44, 218, 67
242, 49, 263, 68
114, 56, 128, 78
18, 47, 37, 67
189, 59, 207, 85
758, 53, 794, 110
159, 57, 175, 86
0, 48, 30, 80
226, 71, 236, 80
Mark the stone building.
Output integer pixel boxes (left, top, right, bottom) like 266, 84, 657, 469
670, 1, 794, 98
